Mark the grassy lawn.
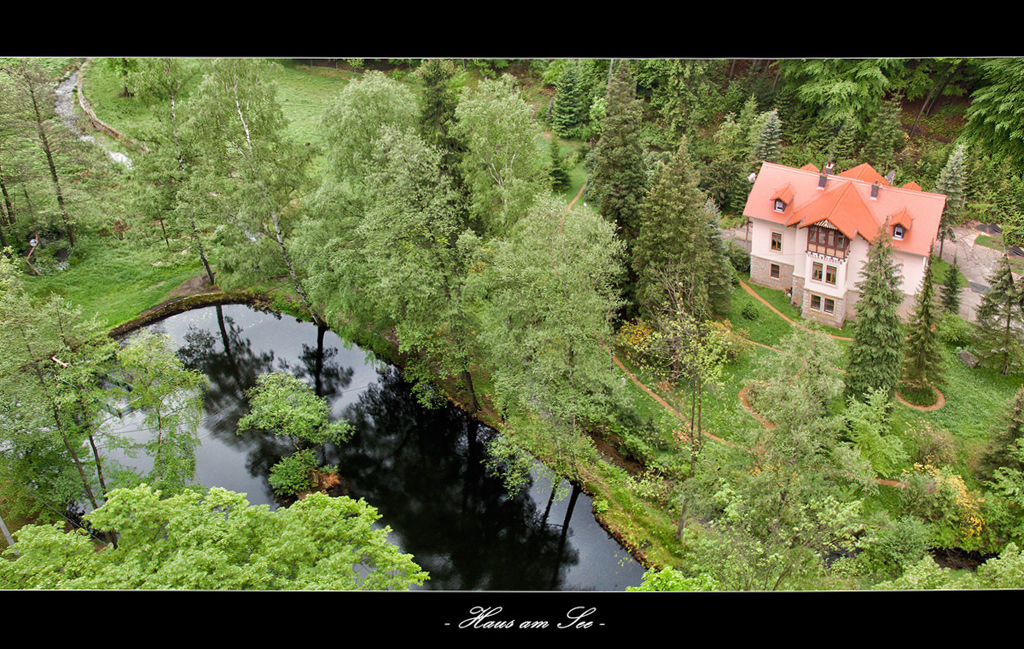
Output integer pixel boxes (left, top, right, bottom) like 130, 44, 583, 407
891, 345, 1023, 472
81, 58, 349, 152
23, 234, 203, 329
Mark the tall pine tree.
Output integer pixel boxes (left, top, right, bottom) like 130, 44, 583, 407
633, 137, 729, 319
589, 60, 648, 250
862, 93, 905, 176
903, 256, 944, 388
846, 227, 904, 402
939, 254, 963, 315
934, 143, 968, 259
974, 254, 1023, 375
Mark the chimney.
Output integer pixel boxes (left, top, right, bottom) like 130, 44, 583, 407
818, 162, 833, 190
871, 181, 880, 200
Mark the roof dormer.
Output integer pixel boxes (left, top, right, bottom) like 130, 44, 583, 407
771, 183, 794, 212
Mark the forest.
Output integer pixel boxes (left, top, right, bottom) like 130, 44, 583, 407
2, 57, 1024, 590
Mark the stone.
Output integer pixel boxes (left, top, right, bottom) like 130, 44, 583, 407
958, 349, 979, 368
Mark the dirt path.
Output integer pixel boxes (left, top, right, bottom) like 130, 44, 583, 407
895, 383, 947, 411
567, 182, 587, 210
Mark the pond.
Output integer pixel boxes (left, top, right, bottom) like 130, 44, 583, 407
109, 303, 647, 591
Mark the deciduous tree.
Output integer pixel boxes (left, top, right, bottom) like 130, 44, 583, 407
115, 330, 207, 494
479, 195, 624, 481
454, 74, 547, 239
0, 484, 428, 590
189, 59, 320, 324
356, 127, 482, 412
127, 58, 215, 285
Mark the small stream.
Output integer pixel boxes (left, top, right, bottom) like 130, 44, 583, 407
107, 304, 647, 590
55, 71, 132, 169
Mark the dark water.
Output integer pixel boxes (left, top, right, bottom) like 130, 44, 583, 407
110, 304, 646, 591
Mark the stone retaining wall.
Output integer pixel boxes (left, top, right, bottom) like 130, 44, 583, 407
76, 59, 149, 154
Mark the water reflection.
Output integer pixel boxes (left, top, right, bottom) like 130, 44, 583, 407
124, 303, 644, 590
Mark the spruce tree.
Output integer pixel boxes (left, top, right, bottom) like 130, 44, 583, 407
751, 109, 783, 164
417, 59, 472, 231
862, 94, 905, 175
589, 60, 649, 315
939, 254, 963, 315
978, 385, 1024, 480
975, 254, 1023, 375
702, 197, 734, 316
846, 228, 904, 402
633, 137, 721, 319
934, 143, 968, 259
551, 61, 590, 139
549, 137, 570, 192
903, 256, 944, 388
589, 59, 648, 248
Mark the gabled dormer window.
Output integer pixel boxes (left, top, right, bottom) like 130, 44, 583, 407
893, 224, 905, 240
774, 199, 786, 212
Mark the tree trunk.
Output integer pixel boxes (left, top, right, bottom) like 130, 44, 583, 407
270, 208, 320, 327
0, 163, 15, 225
675, 493, 687, 539
461, 369, 479, 414
27, 80, 74, 248
926, 60, 965, 118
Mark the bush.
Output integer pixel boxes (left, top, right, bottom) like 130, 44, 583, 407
860, 515, 931, 580
741, 300, 760, 321
268, 448, 320, 496
938, 313, 973, 348
908, 423, 958, 466
726, 241, 751, 273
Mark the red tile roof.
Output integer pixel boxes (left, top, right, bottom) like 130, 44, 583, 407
744, 162, 946, 257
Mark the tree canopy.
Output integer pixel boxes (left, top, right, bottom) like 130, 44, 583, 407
0, 484, 428, 590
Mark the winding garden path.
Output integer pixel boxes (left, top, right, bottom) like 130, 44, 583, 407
606, 275, 922, 489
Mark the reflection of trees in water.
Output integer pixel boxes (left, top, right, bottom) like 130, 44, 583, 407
175, 305, 277, 440
331, 365, 581, 590
173, 307, 357, 497
276, 324, 355, 400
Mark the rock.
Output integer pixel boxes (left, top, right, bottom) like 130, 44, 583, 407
958, 350, 979, 368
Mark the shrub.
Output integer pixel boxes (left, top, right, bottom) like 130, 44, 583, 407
726, 241, 751, 273
908, 423, 958, 466
860, 515, 931, 579
741, 300, 760, 321
268, 448, 320, 497
937, 313, 974, 348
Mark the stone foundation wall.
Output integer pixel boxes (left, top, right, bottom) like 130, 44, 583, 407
750, 256, 793, 293
799, 289, 847, 329
843, 289, 917, 324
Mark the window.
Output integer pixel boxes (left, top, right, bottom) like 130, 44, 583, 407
893, 224, 905, 240
771, 231, 782, 251
812, 262, 823, 282
770, 263, 780, 279
824, 298, 835, 314
825, 265, 837, 285
810, 294, 821, 311
774, 199, 786, 212
806, 225, 847, 259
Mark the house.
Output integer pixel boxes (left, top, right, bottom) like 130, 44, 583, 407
744, 161, 946, 328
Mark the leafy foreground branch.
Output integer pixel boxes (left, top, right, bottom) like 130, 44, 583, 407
0, 484, 428, 590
